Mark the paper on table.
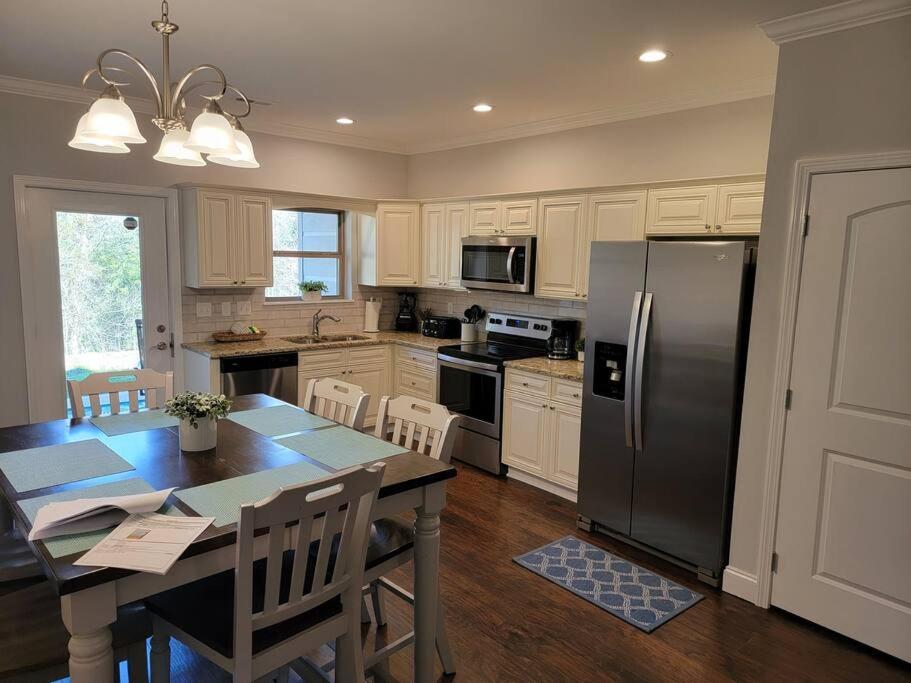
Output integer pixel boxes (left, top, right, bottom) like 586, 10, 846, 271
28, 487, 175, 541
74, 512, 214, 575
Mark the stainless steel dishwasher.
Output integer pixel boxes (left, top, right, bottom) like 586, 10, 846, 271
219, 352, 298, 404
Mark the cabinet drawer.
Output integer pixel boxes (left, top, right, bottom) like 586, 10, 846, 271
299, 349, 347, 371
348, 345, 388, 366
552, 379, 583, 407
394, 366, 436, 400
396, 345, 437, 370
505, 369, 550, 397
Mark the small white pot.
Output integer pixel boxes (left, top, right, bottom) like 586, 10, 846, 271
461, 322, 478, 342
300, 291, 323, 302
577, 351, 585, 362
179, 417, 217, 452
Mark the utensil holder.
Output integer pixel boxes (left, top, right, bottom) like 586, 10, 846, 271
461, 322, 478, 342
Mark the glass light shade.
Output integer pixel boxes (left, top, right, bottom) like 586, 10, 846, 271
68, 113, 130, 153
207, 129, 260, 168
81, 97, 146, 144
185, 111, 240, 155
153, 129, 206, 166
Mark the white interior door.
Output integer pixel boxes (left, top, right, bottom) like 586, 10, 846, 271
772, 167, 911, 662
19, 189, 173, 422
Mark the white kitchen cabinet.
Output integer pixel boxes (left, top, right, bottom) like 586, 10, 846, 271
359, 202, 420, 287
502, 392, 549, 477
421, 202, 468, 289
468, 197, 537, 236
182, 188, 273, 288
348, 364, 387, 426
548, 403, 582, 489
645, 182, 763, 236
468, 201, 500, 236
393, 346, 438, 401
535, 195, 588, 300
579, 190, 648, 296
444, 202, 469, 288
715, 182, 764, 234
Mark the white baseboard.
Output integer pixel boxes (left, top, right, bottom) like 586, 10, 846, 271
722, 566, 760, 604
506, 469, 577, 502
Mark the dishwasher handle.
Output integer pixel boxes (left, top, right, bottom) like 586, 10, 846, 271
219, 352, 298, 374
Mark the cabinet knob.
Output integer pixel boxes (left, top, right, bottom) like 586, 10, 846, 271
549, 405, 555, 411
715, 225, 722, 233
542, 403, 548, 408
233, 280, 238, 285
241, 279, 246, 284
573, 393, 580, 398
522, 382, 529, 387
704, 224, 712, 232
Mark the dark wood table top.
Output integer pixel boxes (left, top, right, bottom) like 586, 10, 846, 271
0, 394, 456, 596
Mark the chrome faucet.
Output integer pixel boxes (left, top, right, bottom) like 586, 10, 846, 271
312, 309, 342, 337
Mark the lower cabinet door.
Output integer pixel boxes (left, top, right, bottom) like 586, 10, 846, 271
548, 403, 582, 490
297, 367, 347, 407
502, 391, 548, 477
394, 365, 437, 401
346, 364, 388, 427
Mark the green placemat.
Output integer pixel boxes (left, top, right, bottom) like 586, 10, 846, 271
17, 478, 184, 559
226, 404, 335, 437
174, 460, 331, 528
90, 410, 179, 436
0, 439, 135, 493
276, 425, 409, 469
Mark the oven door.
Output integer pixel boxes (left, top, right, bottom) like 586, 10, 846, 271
437, 357, 502, 438
461, 237, 534, 293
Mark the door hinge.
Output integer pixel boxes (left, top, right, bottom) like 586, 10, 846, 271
785, 389, 793, 410
803, 214, 810, 237
771, 552, 779, 573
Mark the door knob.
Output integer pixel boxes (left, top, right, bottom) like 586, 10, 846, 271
154, 341, 168, 351
156, 324, 166, 333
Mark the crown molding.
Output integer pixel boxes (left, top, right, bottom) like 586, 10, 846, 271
0, 72, 775, 157
760, 0, 911, 44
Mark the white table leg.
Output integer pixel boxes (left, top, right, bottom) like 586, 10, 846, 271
60, 583, 118, 683
413, 483, 445, 683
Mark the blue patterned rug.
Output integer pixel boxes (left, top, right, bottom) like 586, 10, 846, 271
514, 535, 703, 632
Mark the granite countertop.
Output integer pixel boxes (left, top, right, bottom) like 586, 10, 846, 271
181, 330, 460, 359
504, 357, 584, 382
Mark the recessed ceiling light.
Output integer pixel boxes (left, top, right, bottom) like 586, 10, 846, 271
336, 117, 355, 125
639, 49, 668, 63
472, 103, 493, 113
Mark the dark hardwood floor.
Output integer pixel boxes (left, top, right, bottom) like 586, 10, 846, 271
104, 462, 911, 682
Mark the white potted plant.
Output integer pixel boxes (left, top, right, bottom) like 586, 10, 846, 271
164, 392, 232, 452
576, 338, 585, 362
299, 280, 328, 302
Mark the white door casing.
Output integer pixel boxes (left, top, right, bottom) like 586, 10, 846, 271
771, 167, 911, 662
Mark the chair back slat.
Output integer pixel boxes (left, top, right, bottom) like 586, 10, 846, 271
67, 369, 174, 417
310, 506, 342, 595
262, 523, 286, 614
302, 378, 370, 430
375, 395, 460, 463
288, 516, 314, 602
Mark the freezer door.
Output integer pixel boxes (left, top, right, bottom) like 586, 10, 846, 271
578, 241, 647, 534
630, 241, 748, 573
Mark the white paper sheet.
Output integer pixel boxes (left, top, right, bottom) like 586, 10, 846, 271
74, 512, 214, 575
27, 487, 176, 541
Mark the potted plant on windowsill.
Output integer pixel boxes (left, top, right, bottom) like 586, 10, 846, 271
576, 338, 585, 362
299, 280, 328, 302
164, 392, 232, 452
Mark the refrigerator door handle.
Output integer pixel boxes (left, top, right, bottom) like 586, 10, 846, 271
625, 291, 643, 448
634, 292, 653, 452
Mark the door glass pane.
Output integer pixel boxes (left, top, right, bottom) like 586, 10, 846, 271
56, 211, 143, 414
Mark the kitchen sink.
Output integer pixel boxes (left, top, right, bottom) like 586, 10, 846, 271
281, 334, 372, 345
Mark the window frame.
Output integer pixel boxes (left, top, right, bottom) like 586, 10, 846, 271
266, 208, 346, 302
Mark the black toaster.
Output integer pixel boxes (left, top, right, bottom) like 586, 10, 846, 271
421, 315, 461, 338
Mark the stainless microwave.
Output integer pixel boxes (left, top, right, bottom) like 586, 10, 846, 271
460, 236, 536, 293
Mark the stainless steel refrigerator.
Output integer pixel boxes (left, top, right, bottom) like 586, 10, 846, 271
578, 240, 754, 585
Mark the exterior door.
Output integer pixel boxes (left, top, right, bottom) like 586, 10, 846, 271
772, 167, 911, 663
19, 188, 173, 422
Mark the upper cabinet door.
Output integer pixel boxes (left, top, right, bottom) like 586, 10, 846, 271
645, 185, 719, 235
715, 182, 764, 234
235, 195, 273, 287
536, 195, 587, 300
469, 201, 501, 235
444, 202, 469, 288
501, 198, 537, 235
198, 190, 237, 286
421, 203, 446, 287
580, 190, 647, 296
377, 203, 420, 286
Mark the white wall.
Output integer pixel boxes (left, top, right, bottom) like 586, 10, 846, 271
406, 96, 773, 198
726, 15, 911, 589
0, 92, 408, 427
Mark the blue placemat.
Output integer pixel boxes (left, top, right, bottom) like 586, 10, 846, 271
0, 439, 135, 493
174, 460, 331, 527
275, 426, 409, 469
90, 410, 179, 436
226, 405, 335, 437
514, 536, 703, 632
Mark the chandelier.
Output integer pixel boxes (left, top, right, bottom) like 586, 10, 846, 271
69, 1, 259, 168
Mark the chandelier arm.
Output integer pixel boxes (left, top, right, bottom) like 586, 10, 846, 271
179, 81, 253, 120
170, 64, 228, 116
96, 48, 164, 116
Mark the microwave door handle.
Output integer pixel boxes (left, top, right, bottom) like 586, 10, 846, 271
505, 247, 517, 284
625, 291, 643, 448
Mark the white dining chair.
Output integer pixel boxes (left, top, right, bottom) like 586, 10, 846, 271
302, 377, 370, 431
362, 395, 460, 675
67, 369, 174, 418
146, 463, 385, 683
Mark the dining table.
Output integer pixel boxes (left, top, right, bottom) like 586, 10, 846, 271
0, 393, 456, 683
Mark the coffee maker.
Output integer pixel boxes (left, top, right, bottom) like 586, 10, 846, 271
394, 292, 418, 331
546, 319, 579, 360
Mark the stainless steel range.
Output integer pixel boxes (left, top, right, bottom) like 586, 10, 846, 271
436, 312, 574, 474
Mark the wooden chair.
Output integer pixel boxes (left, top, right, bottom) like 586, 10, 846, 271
301, 378, 370, 431
67, 369, 174, 418
146, 464, 386, 683
361, 396, 459, 675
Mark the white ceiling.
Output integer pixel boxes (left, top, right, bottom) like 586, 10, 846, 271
0, 0, 834, 153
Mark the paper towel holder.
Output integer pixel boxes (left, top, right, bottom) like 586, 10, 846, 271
364, 296, 382, 333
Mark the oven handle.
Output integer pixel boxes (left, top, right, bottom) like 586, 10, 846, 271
505, 247, 517, 284
438, 355, 501, 374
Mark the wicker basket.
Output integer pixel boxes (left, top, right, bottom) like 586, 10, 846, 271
211, 330, 268, 343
